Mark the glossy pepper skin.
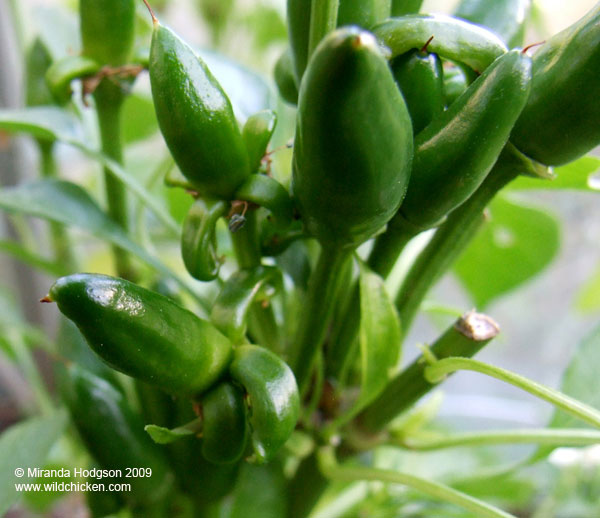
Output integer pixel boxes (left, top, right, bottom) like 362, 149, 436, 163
229, 345, 300, 463
149, 20, 250, 199
337, 0, 391, 28
58, 364, 172, 504
512, 4, 600, 166
201, 381, 248, 464
396, 49, 531, 230
80, 0, 135, 66
454, 0, 531, 48
391, 49, 444, 134
293, 28, 413, 248
49, 274, 233, 397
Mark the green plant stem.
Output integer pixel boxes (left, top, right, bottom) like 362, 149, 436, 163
358, 311, 499, 434
326, 228, 414, 379
309, 0, 340, 56
395, 144, 534, 335
424, 357, 600, 429
317, 446, 516, 518
291, 244, 351, 391
94, 80, 135, 280
39, 141, 75, 270
394, 428, 600, 450
230, 211, 281, 351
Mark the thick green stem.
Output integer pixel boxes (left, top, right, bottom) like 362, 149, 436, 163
425, 357, 600, 429
317, 446, 516, 518
291, 244, 351, 391
230, 210, 281, 351
394, 144, 537, 335
309, 0, 340, 56
357, 311, 499, 434
39, 141, 75, 270
94, 80, 135, 280
287, 452, 329, 518
326, 228, 415, 380
394, 428, 600, 450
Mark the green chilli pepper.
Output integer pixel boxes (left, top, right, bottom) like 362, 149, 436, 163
148, 14, 250, 199
274, 48, 299, 105
181, 199, 228, 281
373, 14, 507, 73
391, 49, 444, 134
337, 0, 391, 28
201, 381, 248, 464
454, 0, 531, 48
58, 364, 172, 504
242, 110, 277, 174
48, 274, 233, 397
229, 345, 300, 463
396, 49, 531, 230
80, 0, 135, 66
391, 0, 423, 16
293, 27, 413, 248
512, 4, 600, 166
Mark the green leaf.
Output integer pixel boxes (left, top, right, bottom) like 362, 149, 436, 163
356, 262, 402, 407
575, 262, 600, 314
510, 155, 600, 192
329, 263, 402, 431
230, 462, 288, 518
0, 106, 82, 142
144, 418, 202, 445
0, 180, 189, 298
0, 107, 179, 234
33, 6, 81, 60
0, 240, 69, 277
454, 196, 560, 308
0, 411, 68, 516
533, 323, 600, 461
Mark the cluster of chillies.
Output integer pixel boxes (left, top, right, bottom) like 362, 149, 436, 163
44, 0, 600, 513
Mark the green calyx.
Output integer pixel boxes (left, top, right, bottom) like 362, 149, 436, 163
229, 345, 300, 463
293, 27, 413, 248
49, 274, 233, 397
149, 20, 250, 199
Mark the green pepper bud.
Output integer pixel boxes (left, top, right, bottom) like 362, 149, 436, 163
511, 3, 600, 166
292, 27, 413, 248
148, 14, 250, 199
396, 49, 532, 230
391, 49, 444, 135
48, 274, 233, 397
229, 345, 300, 463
